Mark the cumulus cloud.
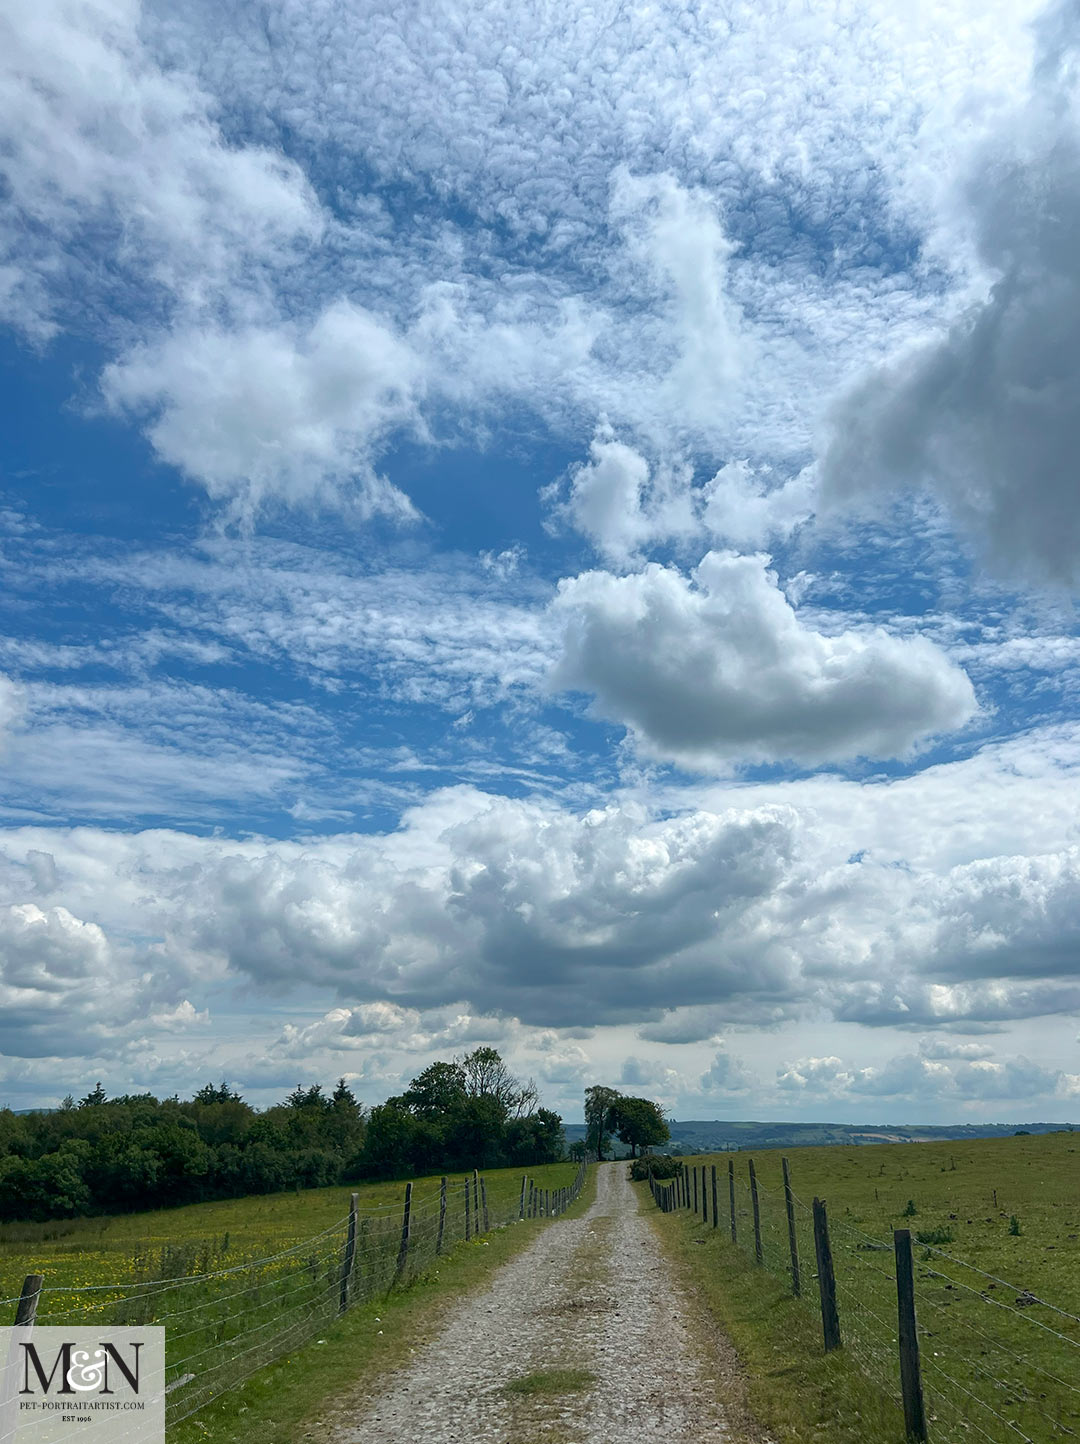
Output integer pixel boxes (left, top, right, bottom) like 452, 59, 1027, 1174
821, 1, 1080, 586
545, 433, 697, 567
0, 902, 194, 1057
609, 169, 744, 425
545, 435, 813, 565
553, 551, 977, 768
637, 1006, 732, 1045
102, 303, 422, 520
699, 1046, 756, 1095
777, 1047, 1068, 1103
5, 727, 1080, 1071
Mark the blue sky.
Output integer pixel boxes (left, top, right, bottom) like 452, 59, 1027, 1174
2, 0, 1080, 1123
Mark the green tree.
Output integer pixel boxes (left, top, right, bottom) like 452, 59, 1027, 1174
192, 1080, 242, 1105
611, 1096, 669, 1158
402, 1061, 467, 1117
584, 1085, 622, 1160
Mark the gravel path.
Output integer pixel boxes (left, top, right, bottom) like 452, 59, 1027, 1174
330, 1163, 730, 1443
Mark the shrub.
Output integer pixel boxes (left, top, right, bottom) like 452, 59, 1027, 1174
902, 1199, 918, 1217
1009, 1214, 1023, 1235
629, 1155, 682, 1181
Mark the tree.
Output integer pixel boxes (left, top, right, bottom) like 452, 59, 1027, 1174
461, 1048, 538, 1119
402, 1061, 467, 1117
192, 1081, 242, 1105
79, 1082, 107, 1108
611, 1096, 669, 1158
584, 1085, 622, 1160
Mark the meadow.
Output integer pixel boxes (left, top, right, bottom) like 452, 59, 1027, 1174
0, 1159, 587, 1436
646, 1132, 1080, 1444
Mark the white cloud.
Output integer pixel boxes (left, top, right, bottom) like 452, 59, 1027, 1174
777, 1047, 1067, 1104
553, 550, 977, 768
609, 169, 744, 427
699, 1046, 755, 1095
0, 676, 22, 745
700, 461, 815, 549
102, 303, 422, 520
0, 902, 189, 1057
545, 435, 813, 566
0, 0, 319, 338
546, 433, 696, 568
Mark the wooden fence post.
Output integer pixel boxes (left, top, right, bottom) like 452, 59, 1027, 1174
465, 1174, 472, 1239
711, 1164, 718, 1229
473, 1169, 479, 1226
782, 1157, 800, 1296
693, 1166, 699, 1214
14, 1274, 42, 1327
749, 1158, 763, 1264
520, 1173, 527, 1220
397, 1181, 412, 1275
894, 1229, 928, 1441
728, 1158, 737, 1242
702, 1166, 709, 1223
436, 1176, 447, 1255
812, 1198, 841, 1351
339, 1192, 358, 1312
480, 1176, 490, 1233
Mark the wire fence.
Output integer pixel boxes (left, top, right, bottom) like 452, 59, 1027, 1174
649, 1159, 1080, 1444
8, 1160, 590, 1429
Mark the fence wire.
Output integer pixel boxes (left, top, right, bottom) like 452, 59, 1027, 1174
649, 1159, 1080, 1444
11, 1161, 589, 1429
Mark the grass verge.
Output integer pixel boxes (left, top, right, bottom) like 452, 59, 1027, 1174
172, 1164, 597, 1444
638, 1180, 906, 1444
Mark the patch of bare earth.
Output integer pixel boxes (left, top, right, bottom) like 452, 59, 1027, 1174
320, 1162, 771, 1444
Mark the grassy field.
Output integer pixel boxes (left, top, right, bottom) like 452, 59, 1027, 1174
0, 1163, 574, 1300
0, 1160, 588, 1437
642, 1132, 1080, 1444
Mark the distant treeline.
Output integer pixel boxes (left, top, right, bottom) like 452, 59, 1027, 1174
0, 1048, 565, 1222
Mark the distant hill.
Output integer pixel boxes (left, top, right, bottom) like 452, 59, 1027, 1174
563, 1118, 1075, 1155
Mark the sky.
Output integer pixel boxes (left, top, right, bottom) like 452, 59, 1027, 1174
2, 0, 1080, 1125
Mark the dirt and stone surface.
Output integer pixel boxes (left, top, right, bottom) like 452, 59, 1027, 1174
328, 1162, 756, 1443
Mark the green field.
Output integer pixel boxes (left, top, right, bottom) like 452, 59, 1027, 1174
644, 1132, 1080, 1444
0, 1160, 586, 1435
0, 1163, 574, 1300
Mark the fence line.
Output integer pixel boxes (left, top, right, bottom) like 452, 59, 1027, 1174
646, 1156, 1080, 1443
8, 1158, 590, 1429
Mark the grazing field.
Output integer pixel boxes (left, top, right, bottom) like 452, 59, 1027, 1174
646, 1131, 1080, 1444
0, 1160, 587, 1437
0, 1161, 578, 1300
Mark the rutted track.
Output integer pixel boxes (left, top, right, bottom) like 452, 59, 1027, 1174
327, 1162, 731, 1443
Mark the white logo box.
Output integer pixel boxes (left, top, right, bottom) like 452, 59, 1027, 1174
0, 1329, 165, 1443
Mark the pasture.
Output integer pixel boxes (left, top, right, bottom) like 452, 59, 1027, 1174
647, 1131, 1080, 1444
0, 1159, 588, 1438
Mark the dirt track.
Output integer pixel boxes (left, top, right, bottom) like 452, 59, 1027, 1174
328, 1162, 736, 1443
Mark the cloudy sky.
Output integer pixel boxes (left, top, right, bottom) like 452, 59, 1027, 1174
2, 0, 1080, 1124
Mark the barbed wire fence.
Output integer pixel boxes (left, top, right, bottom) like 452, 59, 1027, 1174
648, 1158, 1080, 1443
6, 1158, 589, 1429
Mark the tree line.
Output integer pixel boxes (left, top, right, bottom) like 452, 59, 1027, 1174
0, 1048, 565, 1222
